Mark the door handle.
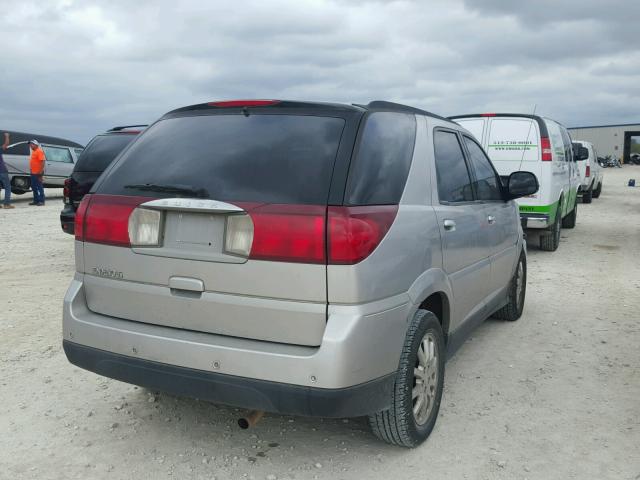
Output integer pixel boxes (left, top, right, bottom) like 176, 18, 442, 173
443, 219, 456, 231
487, 215, 496, 225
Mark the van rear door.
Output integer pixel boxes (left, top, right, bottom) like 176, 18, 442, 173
79, 109, 353, 347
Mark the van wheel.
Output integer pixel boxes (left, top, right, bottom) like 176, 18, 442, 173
493, 251, 526, 321
562, 199, 577, 229
592, 183, 602, 198
11, 188, 27, 195
582, 188, 592, 203
539, 204, 561, 251
368, 310, 445, 448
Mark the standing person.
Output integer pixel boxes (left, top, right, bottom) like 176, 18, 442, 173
0, 132, 14, 209
29, 139, 46, 206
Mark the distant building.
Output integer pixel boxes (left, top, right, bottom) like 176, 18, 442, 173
568, 123, 640, 163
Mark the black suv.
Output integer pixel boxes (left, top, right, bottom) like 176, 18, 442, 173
60, 125, 145, 234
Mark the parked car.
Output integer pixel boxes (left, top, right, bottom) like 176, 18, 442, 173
60, 125, 146, 234
2, 130, 83, 194
572, 140, 603, 203
63, 100, 538, 447
450, 113, 580, 251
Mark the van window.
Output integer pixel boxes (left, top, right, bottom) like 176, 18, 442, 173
545, 121, 566, 162
434, 130, 474, 203
42, 146, 72, 163
98, 114, 346, 205
455, 119, 485, 142
345, 112, 416, 205
463, 136, 503, 201
487, 118, 539, 162
560, 126, 573, 162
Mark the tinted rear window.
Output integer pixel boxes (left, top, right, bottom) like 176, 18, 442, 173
345, 112, 416, 205
76, 134, 137, 172
98, 114, 345, 205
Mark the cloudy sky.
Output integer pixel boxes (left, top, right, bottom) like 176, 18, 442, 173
1, 0, 638, 145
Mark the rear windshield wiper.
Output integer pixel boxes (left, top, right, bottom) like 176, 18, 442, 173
124, 183, 210, 198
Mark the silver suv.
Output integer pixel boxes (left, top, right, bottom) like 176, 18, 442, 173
63, 100, 538, 447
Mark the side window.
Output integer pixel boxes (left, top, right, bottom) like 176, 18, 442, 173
433, 130, 474, 203
463, 136, 503, 201
560, 127, 573, 162
42, 146, 73, 163
345, 112, 416, 205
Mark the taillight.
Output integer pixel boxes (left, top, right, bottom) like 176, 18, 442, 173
242, 204, 326, 263
328, 206, 398, 265
541, 137, 552, 161
207, 100, 280, 108
586, 165, 591, 177
63, 178, 71, 199
77, 195, 149, 247
74, 194, 92, 241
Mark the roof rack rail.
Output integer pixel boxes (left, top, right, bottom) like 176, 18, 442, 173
107, 124, 147, 132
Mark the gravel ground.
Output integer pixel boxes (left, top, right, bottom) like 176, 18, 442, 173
1, 167, 639, 480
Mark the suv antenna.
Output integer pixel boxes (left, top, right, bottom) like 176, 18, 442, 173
517, 104, 537, 172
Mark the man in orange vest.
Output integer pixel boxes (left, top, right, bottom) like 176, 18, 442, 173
29, 139, 46, 206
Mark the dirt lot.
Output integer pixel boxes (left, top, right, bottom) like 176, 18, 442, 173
1, 167, 639, 480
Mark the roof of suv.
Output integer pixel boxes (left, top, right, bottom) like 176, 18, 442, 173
165, 100, 456, 124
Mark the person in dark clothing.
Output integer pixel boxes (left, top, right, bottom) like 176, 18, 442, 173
0, 132, 14, 209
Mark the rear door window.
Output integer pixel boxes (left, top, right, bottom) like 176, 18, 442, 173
42, 146, 73, 163
463, 136, 503, 201
487, 118, 540, 162
434, 130, 474, 203
98, 114, 346, 205
75, 134, 137, 172
345, 112, 416, 205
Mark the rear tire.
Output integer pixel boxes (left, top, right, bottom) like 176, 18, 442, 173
493, 251, 527, 321
539, 202, 561, 251
562, 199, 577, 229
582, 188, 592, 203
368, 310, 445, 448
592, 182, 602, 198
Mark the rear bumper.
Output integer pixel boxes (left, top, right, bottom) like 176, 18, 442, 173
520, 212, 550, 229
63, 340, 394, 417
63, 274, 412, 411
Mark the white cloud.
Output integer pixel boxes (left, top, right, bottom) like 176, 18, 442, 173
0, 0, 637, 144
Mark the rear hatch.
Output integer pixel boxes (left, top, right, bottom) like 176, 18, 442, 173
77, 103, 358, 346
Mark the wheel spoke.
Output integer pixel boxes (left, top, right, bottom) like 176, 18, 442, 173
412, 385, 421, 399
417, 345, 427, 366
414, 367, 426, 379
413, 395, 424, 416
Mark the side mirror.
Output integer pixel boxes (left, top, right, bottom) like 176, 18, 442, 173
506, 171, 539, 200
574, 146, 589, 161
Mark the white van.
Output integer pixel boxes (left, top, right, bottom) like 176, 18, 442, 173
572, 140, 603, 203
450, 114, 580, 251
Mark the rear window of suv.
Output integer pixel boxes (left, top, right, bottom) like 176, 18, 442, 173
76, 134, 137, 172
97, 114, 346, 205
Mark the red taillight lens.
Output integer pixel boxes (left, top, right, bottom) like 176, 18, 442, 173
328, 206, 398, 265
246, 204, 326, 263
208, 100, 280, 108
586, 165, 591, 177
541, 137, 552, 161
63, 178, 71, 198
79, 195, 148, 247
481, 113, 496, 117
74, 194, 92, 241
